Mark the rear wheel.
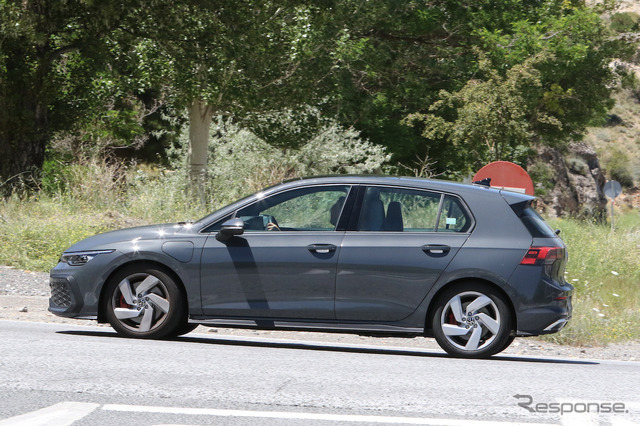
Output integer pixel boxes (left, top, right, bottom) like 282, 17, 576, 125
104, 264, 185, 339
431, 283, 512, 358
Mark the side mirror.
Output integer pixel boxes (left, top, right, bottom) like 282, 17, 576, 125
216, 218, 245, 242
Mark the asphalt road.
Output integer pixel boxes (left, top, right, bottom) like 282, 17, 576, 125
0, 320, 638, 426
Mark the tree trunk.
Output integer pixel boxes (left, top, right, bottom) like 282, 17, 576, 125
0, 48, 49, 195
187, 100, 213, 203
0, 130, 47, 194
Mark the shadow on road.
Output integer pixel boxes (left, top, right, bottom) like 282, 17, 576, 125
56, 329, 599, 365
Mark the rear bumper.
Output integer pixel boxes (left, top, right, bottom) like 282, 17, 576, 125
515, 304, 572, 336
508, 263, 573, 336
514, 281, 573, 336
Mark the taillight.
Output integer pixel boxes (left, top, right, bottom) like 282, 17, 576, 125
520, 247, 562, 265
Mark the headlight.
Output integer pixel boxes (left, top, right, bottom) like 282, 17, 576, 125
60, 250, 115, 266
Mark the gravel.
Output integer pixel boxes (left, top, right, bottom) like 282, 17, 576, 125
0, 266, 50, 297
1, 265, 638, 362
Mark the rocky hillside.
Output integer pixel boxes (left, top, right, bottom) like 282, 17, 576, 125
529, 143, 608, 219
528, 4, 640, 218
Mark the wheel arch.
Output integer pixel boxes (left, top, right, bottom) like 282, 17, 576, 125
424, 278, 517, 336
97, 259, 188, 323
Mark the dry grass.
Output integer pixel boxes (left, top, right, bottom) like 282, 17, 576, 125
542, 214, 640, 345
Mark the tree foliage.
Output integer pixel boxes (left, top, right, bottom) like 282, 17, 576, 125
329, 0, 636, 176
406, 53, 543, 173
119, 1, 344, 194
0, 0, 637, 194
0, 0, 155, 192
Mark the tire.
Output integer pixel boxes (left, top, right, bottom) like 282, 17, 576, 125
431, 282, 512, 358
499, 335, 516, 353
104, 264, 185, 339
171, 322, 199, 337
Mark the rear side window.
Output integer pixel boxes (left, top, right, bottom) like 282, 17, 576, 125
514, 202, 556, 238
355, 187, 472, 233
357, 187, 441, 232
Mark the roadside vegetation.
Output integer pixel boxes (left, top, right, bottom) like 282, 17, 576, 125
542, 213, 640, 346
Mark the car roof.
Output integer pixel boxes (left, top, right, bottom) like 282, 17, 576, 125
282, 174, 470, 190
279, 175, 533, 201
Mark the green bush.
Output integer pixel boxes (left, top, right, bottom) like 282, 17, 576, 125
610, 12, 640, 33
604, 148, 634, 188
566, 156, 589, 177
202, 116, 389, 204
527, 161, 556, 196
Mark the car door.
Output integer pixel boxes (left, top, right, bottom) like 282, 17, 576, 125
335, 185, 472, 322
200, 185, 351, 320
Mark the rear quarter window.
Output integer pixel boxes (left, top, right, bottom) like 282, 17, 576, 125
437, 195, 472, 233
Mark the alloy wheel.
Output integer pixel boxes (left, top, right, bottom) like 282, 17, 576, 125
111, 273, 171, 333
439, 291, 501, 352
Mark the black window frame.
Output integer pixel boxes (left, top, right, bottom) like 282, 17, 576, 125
202, 184, 356, 234
349, 185, 475, 233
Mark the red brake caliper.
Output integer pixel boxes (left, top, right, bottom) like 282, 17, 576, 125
118, 294, 130, 308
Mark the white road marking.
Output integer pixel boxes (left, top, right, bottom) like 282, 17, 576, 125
3, 400, 637, 425
0, 402, 99, 426
102, 403, 557, 425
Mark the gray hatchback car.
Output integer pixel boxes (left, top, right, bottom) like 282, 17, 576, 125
50, 176, 572, 358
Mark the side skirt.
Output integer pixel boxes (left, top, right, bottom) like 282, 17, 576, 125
189, 317, 423, 337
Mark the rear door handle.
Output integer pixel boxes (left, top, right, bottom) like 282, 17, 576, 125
421, 244, 451, 255
307, 244, 337, 254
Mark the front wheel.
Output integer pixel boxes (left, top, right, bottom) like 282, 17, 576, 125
431, 283, 513, 358
104, 265, 185, 339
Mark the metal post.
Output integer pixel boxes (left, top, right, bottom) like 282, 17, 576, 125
611, 199, 615, 232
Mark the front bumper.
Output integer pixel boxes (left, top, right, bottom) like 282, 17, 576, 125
48, 265, 104, 320
48, 275, 98, 318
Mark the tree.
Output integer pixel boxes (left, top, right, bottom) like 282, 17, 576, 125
122, 1, 342, 199
0, 1, 342, 196
327, 0, 635, 176
0, 0, 136, 193
1, 0, 634, 194
406, 53, 543, 173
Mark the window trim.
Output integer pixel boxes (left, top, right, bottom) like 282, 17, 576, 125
349, 184, 475, 234
201, 184, 355, 234
436, 193, 474, 233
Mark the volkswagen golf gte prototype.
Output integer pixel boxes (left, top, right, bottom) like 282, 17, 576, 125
50, 176, 572, 358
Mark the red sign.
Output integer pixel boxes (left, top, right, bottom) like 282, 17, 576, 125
473, 161, 534, 196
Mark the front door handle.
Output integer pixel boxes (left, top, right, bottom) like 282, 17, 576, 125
421, 244, 451, 255
307, 244, 337, 254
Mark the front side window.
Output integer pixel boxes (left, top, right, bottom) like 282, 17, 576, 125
357, 187, 442, 232
235, 186, 350, 231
